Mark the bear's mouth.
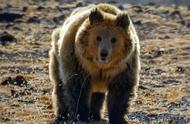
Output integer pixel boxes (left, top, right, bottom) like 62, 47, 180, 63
100, 57, 109, 63
96, 56, 110, 64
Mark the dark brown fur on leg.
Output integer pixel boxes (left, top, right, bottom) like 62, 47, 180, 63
59, 62, 91, 122
66, 74, 91, 121
107, 67, 137, 124
90, 92, 105, 121
53, 73, 91, 123
50, 35, 92, 122
52, 83, 68, 120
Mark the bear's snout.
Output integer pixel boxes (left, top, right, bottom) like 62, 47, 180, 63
100, 49, 109, 62
100, 49, 108, 58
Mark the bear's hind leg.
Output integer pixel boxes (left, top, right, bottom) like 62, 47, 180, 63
52, 84, 69, 123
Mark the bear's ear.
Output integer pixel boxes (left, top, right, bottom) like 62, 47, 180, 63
116, 12, 130, 29
89, 8, 103, 25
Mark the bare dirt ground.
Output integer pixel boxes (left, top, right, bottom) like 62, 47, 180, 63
0, 0, 190, 124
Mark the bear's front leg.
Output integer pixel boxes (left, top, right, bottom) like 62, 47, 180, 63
107, 70, 136, 124
90, 92, 105, 121
107, 86, 130, 124
64, 73, 91, 122
53, 73, 91, 124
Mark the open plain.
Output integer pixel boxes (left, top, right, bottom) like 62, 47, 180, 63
0, 0, 190, 123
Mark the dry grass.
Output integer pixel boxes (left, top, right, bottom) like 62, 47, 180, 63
0, 0, 190, 124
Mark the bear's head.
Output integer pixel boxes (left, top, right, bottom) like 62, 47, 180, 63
75, 8, 133, 70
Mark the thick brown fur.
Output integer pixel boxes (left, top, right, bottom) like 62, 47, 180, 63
49, 3, 140, 124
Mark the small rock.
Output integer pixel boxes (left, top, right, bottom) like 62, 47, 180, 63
182, 96, 190, 103
133, 5, 143, 13
155, 68, 165, 74
147, 2, 155, 6
76, 2, 84, 7
47, 104, 53, 109
187, 22, 190, 28
0, 31, 17, 46
147, 113, 158, 117
160, 10, 170, 18
22, 6, 28, 12
108, 1, 117, 4
1, 117, 10, 122
118, 4, 124, 10
176, 66, 185, 73
1, 75, 27, 87
170, 10, 181, 18
10, 89, 17, 97
42, 88, 52, 94
170, 10, 185, 25
27, 16, 40, 23
144, 50, 164, 59
167, 102, 179, 111
36, 6, 45, 11
53, 15, 65, 24
163, 79, 179, 84
152, 49, 164, 58
164, 35, 170, 39
153, 84, 165, 88
138, 85, 148, 90
135, 100, 143, 105
133, 20, 142, 25
178, 20, 186, 25
0, 12, 24, 22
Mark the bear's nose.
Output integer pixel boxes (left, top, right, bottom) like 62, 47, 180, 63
100, 49, 108, 59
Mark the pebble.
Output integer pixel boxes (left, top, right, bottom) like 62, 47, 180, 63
0, 31, 17, 46
1, 75, 28, 87
0, 11, 24, 22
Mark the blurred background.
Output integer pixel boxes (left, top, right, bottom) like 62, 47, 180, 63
82, 0, 190, 6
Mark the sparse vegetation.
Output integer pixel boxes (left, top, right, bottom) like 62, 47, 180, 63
0, 0, 190, 124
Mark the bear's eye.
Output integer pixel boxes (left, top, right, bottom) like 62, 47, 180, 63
111, 37, 116, 44
96, 36, 102, 42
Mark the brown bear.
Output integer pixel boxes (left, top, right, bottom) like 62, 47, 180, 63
49, 3, 140, 124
